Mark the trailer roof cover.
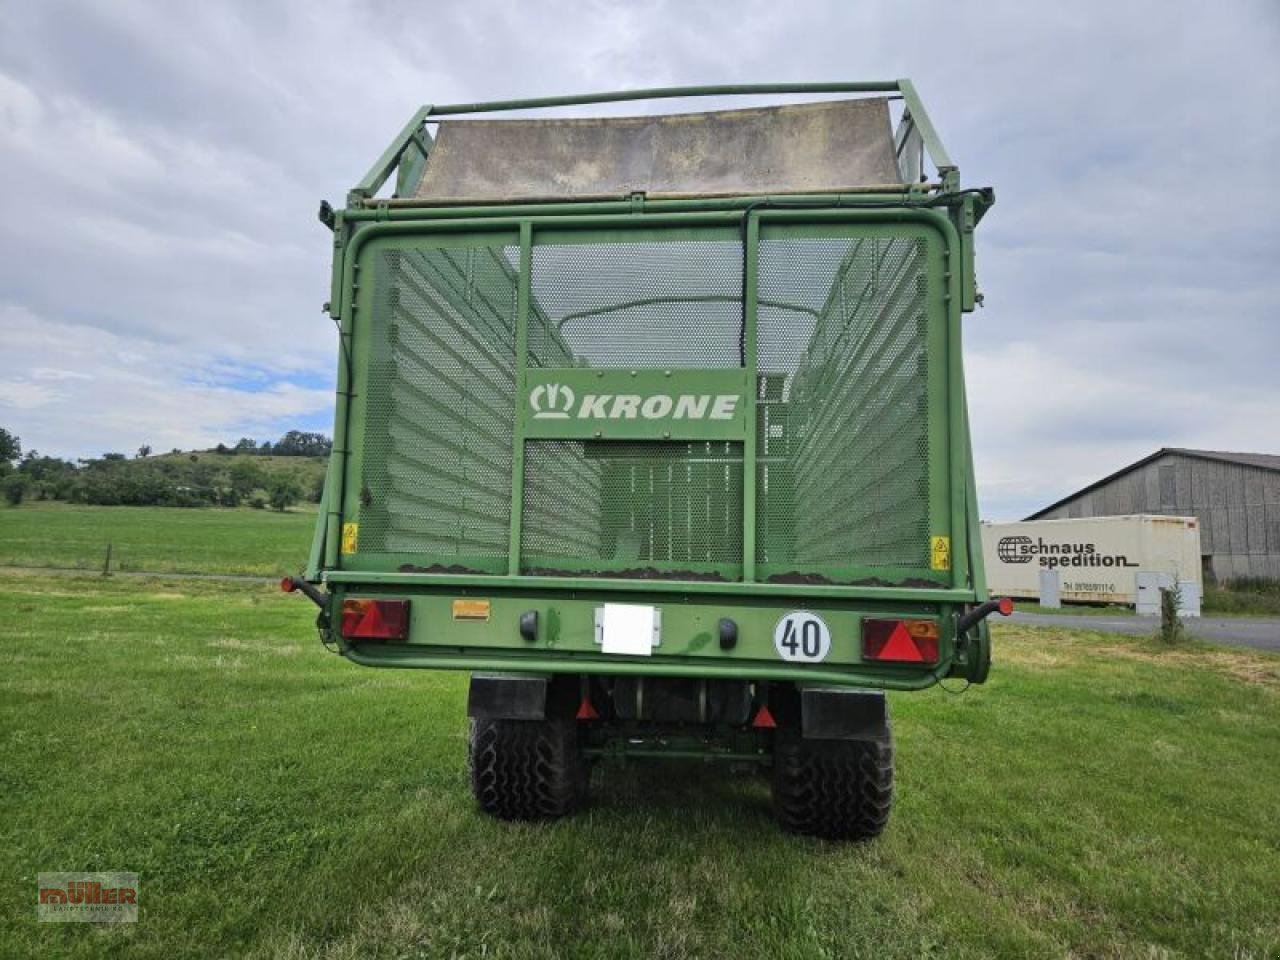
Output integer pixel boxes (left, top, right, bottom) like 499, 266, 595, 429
411, 97, 905, 204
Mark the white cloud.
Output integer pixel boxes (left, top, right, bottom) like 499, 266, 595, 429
0, 303, 331, 457
0, 0, 1277, 520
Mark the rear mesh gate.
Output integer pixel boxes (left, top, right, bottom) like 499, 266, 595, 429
349, 222, 946, 586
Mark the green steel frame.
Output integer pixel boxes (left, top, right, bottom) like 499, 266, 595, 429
308, 83, 994, 689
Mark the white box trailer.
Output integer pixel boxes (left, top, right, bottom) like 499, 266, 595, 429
981, 515, 1202, 613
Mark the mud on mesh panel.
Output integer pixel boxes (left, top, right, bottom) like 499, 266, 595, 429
527, 240, 743, 369
358, 246, 519, 565
756, 236, 931, 573
522, 441, 744, 579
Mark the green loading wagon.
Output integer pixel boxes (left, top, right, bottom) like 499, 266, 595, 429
288, 83, 1002, 839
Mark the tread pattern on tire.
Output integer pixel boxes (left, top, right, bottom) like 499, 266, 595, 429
469, 718, 588, 820
771, 732, 893, 841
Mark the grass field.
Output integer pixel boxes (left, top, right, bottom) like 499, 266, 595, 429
2, 568, 1278, 958
1014, 601, 1136, 617
1205, 582, 1280, 617
0, 502, 314, 575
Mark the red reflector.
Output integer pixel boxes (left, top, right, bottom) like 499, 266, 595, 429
575, 697, 599, 721
752, 705, 777, 729
997, 597, 1014, 617
340, 598, 409, 640
280, 576, 296, 593
862, 619, 939, 664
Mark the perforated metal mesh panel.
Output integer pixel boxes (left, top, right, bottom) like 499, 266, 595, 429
357, 245, 519, 567
756, 235, 932, 574
522, 441, 744, 579
528, 240, 742, 368
353, 227, 938, 583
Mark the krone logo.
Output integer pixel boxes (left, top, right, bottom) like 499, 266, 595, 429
529, 382, 575, 419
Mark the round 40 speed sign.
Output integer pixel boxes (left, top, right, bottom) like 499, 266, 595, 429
773, 610, 832, 663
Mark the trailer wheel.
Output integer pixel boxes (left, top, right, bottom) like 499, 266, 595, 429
771, 730, 893, 841
468, 718, 588, 820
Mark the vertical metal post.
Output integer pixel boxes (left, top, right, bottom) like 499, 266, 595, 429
324, 236, 357, 571
945, 230, 970, 590
742, 213, 760, 582
508, 221, 533, 575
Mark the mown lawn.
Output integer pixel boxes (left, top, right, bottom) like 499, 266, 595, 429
2, 571, 1277, 958
0, 501, 313, 576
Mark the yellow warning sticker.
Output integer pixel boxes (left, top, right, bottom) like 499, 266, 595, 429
341, 522, 359, 555
452, 599, 492, 621
930, 535, 951, 571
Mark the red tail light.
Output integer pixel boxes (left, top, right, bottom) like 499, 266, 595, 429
340, 598, 409, 640
862, 619, 939, 664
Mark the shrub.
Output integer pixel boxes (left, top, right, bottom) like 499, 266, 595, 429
268, 476, 303, 512
229, 460, 267, 500
3, 473, 28, 506
1159, 584, 1185, 645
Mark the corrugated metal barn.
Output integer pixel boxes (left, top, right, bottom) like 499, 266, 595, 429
1026, 448, 1280, 583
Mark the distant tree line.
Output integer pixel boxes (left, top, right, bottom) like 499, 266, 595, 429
213, 431, 331, 457
0, 427, 326, 510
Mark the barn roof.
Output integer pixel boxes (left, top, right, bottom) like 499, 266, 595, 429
1025, 447, 1280, 520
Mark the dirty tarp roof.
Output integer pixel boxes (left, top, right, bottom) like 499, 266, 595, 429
411, 98, 905, 203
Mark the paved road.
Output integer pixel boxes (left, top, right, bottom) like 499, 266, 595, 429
1009, 612, 1280, 653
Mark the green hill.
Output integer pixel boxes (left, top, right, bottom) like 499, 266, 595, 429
153, 450, 327, 490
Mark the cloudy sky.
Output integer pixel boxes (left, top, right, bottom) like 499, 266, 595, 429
1, 0, 1277, 519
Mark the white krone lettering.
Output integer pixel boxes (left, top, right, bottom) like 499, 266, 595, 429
673, 395, 710, 419
709, 395, 739, 420
610, 395, 641, 419
640, 395, 674, 419
578, 394, 611, 417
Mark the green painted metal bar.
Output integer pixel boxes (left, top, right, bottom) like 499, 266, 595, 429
343, 207, 960, 264
427, 82, 901, 117
323, 240, 359, 570
556, 294, 820, 332
343, 644, 951, 690
343, 192, 963, 221
742, 212, 760, 581
323, 568, 976, 603
924, 228, 952, 581
895, 79, 957, 189
508, 221, 533, 575
394, 129, 432, 198
350, 104, 433, 201
346, 82, 959, 210
329, 206, 968, 596
943, 219, 971, 590
327, 209, 347, 319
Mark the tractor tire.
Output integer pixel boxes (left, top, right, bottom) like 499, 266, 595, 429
468, 717, 588, 820
771, 730, 894, 841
